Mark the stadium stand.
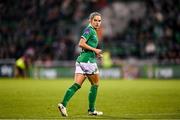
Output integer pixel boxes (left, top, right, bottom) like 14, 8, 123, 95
0, 0, 179, 64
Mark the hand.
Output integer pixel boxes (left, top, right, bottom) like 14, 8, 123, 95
94, 48, 102, 55
96, 53, 103, 59
94, 49, 103, 60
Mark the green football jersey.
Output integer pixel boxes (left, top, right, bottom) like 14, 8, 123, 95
76, 24, 99, 63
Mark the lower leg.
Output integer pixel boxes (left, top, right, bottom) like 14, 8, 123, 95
61, 73, 86, 107
61, 83, 81, 107
88, 85, 98, 111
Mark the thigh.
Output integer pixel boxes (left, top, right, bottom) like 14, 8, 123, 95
74, 73, 86, 86
87, 74, 100, 85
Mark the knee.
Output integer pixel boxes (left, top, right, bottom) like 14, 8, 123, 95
91, 82, 99, 86
91, 84, 99, 87
75, 83, 81, 89
71, 83, 81, 91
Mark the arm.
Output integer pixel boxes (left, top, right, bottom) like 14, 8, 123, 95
79, 37, 102, 55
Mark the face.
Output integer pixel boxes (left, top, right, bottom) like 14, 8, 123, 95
90, 15, 101, 29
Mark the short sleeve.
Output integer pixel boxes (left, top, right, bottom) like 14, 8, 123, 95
81, 28, 91, 41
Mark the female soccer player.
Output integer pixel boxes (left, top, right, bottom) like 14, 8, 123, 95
58, 12, 103, 117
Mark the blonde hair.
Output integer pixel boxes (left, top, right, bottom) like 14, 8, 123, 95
89, 12, 101, 20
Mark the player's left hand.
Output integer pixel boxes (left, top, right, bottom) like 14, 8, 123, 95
96, 53, 103, 59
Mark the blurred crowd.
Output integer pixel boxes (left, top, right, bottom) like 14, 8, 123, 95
0, 0, 180, 64
0, 0, 108, 62
101, 0, 180, 64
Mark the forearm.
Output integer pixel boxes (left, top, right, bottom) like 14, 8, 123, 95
79, 38, 96, 52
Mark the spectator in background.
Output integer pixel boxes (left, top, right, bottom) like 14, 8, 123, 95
145, 40, 156, 58
15, 54, 32, 78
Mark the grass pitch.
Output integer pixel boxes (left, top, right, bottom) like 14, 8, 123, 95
0, 78, 180, 119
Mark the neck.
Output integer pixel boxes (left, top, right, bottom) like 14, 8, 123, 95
89, 24, 95, 29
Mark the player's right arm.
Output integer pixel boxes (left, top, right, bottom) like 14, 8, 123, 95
79, 37, 102, 55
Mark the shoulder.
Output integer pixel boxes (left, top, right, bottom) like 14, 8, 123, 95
83, 26, 93, 34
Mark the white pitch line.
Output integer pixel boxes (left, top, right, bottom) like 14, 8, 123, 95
125, 113, 180, 116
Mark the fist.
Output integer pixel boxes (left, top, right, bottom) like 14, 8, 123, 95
97, 53, 103, 58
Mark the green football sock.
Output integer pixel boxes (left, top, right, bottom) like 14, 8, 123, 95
61, 83, 81, 107
88, 85, 98, 112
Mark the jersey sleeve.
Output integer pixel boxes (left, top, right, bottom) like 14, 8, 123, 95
81, 28, 92, 41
